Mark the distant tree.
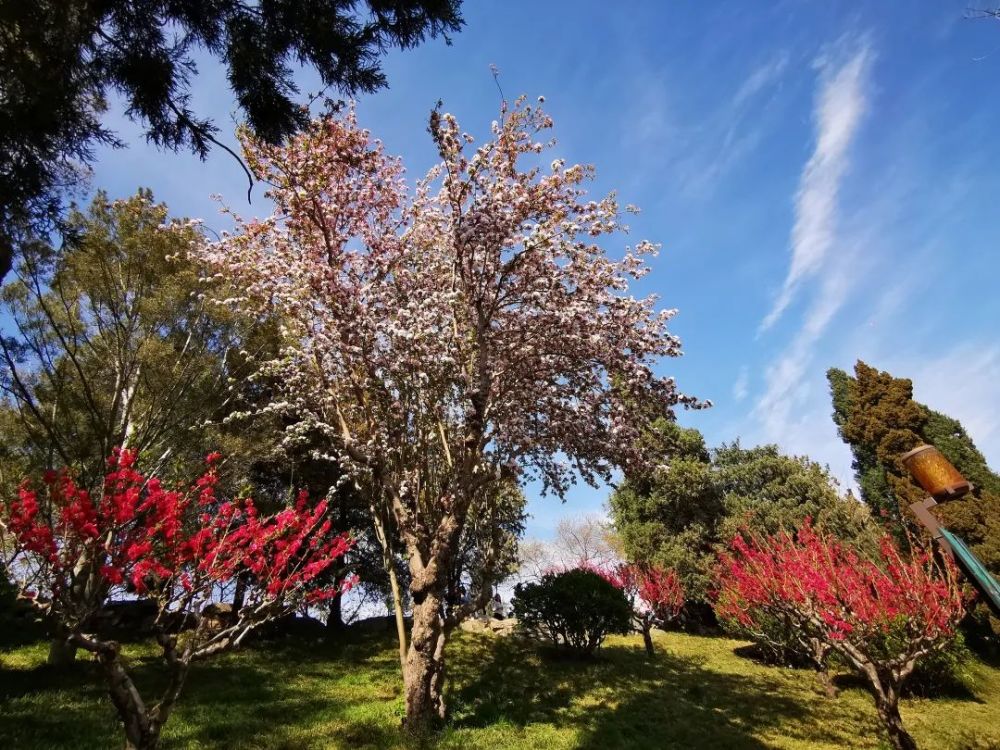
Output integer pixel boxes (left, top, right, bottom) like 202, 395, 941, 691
516, 514, 619, 586
716, 521, 966, 750
0, 0, 464, 281
0, 450, 353, 750
610, 422, 869, 612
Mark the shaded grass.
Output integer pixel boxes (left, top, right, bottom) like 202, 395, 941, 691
1, 627, 998, 749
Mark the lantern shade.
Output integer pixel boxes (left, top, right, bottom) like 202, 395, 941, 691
901, 445, 972, 500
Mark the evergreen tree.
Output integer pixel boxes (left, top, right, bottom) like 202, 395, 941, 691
609, 420, 870, 610
827, 360, 1000, 583
609, 419, 722, 604
827, 362, 926, 525
0, 0, 464, 282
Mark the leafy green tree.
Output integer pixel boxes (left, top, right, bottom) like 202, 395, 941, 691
610, 420, 869, 613
609, 419, 722, 605
0, 0, 464, 281
0, 190, 270, 661
714, 442, 872, 544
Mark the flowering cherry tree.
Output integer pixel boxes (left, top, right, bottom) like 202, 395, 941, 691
593, 563, 684, 656
714, 521, 966, 750
197, 97, 702, 729
0, 449, 353, 750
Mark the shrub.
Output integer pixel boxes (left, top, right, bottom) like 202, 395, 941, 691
715, 520, 966, 750
513, 569, 631, 657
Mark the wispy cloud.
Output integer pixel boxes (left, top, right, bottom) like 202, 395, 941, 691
748, 36, 876, 488
733, 51, 789, 109
732, 366, 750, 402
617, 50, 791, 198
760, 39, 872, 331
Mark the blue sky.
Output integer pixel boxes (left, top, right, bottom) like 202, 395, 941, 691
88, 1, 1000, 539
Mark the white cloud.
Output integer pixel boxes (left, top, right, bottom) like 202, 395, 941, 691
732, 366, 750, 402
760, 39, 872, 331
733, 51, 789, 109
892, 344, 1000, 470
747, 36, 876, 490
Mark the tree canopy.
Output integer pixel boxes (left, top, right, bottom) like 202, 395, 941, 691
610, 419, 870, 608
0, 0, 464, 281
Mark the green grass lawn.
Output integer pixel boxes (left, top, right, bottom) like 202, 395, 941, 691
1, 626, 998, 749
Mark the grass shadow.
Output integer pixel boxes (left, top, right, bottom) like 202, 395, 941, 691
0, 627, 407, 750
446, 633, 808, 749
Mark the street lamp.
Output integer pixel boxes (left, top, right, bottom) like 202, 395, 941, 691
902, 444, 1000, 617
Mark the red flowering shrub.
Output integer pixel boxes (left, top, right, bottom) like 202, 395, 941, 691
589, 562, 684, 656
714, 520, 966, 750
1, 449, 353, 750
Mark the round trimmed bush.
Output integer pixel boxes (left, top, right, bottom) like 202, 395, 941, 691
512, 568, 632, 657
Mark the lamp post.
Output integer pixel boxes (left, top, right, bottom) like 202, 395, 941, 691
901, 444, 1000, 617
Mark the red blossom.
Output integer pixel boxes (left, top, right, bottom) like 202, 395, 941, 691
714, 520, 967, 663
1, 450, 354, 635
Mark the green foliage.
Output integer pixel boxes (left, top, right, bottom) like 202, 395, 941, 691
903, 631, 973, 698
0, 0, 463, 280
828, 362, 927, 526
610, 420, 871, 609
714, 442, 872, 544
0, 190, 271, 497
609, 419, 723, 603
513, 569, 632, 657
453, 479, 527, 603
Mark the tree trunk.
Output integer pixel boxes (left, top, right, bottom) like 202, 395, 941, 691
231, 574, 248, 617
326, 589, 344, 631
641, 622, 655, 657
816, 667, 838, 698
402, 586, 448, 733
387, 555, 409, 668
372, 509, 408, 670
47, 636, 77, 665
95, 645, 161, 750
809, 638, 836, 697
866, 674, 917, 750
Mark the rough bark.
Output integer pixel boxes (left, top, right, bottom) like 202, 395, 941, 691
93, 641, 160, 750
402, 585, 448, 732
873, 688, 916, 750
858, 663, 917, 750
